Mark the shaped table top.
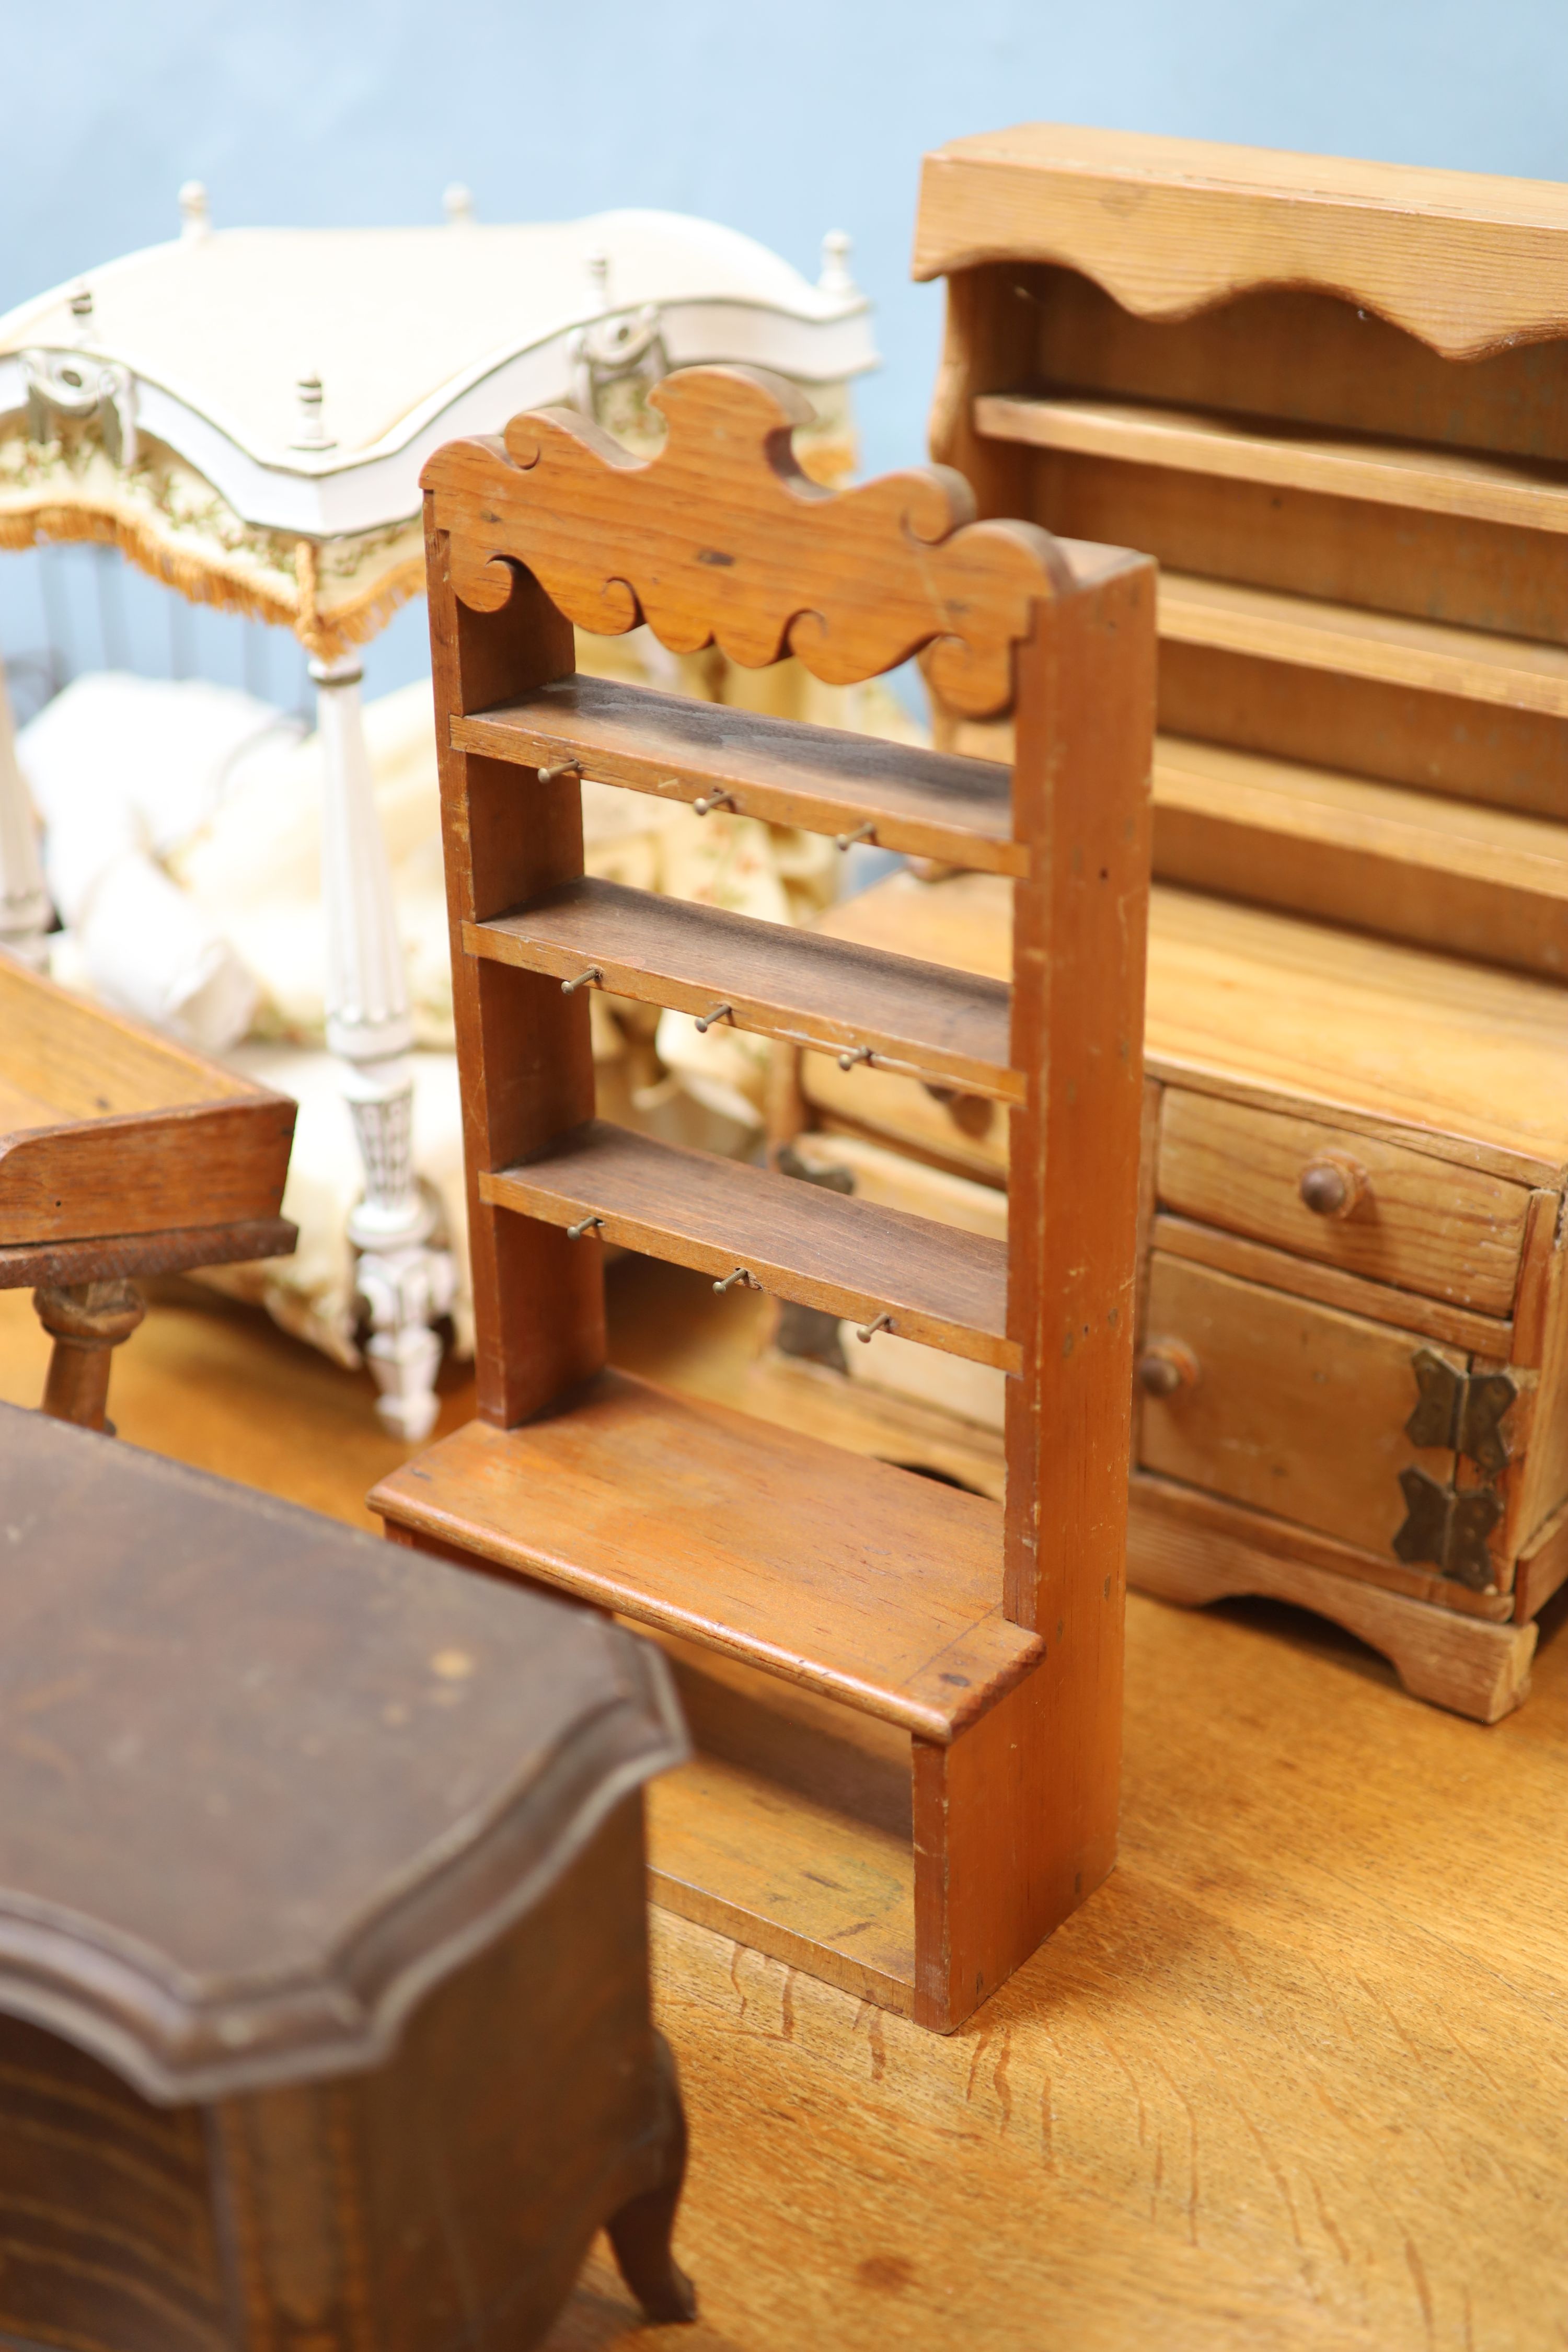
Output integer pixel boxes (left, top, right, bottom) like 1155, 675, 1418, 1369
0, 1402, 686, 2101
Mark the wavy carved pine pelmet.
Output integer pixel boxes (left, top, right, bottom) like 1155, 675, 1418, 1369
420, 367, 1070, 718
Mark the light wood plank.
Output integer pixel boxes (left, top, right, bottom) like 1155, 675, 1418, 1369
1138, 1253, 1472, 1566
482, 1119, 1016, 1371
467, 875, 1019, 1102
977, 391, 1568, 534
1156, 1090, 1531, 1319
1159, 569, 1568, 716
370, 1369, 1037, 1742
813, 870, 1568, 1180
1152, 735, 1568, 982
454, 673, 1029, 874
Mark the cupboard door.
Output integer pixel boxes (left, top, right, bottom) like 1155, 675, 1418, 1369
1138, 1252, 1460, 1555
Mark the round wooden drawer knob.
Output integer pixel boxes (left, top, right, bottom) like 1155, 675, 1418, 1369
1298, 1151, 1369, 1219
1136, 1340, 1199, 1398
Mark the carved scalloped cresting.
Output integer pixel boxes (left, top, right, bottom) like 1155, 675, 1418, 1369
421, 367, 1070, 718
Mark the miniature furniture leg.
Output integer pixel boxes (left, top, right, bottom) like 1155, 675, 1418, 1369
0, 658, 49, 967
604, 2030, 698, 2324
313, 653, 454, 1442
32, 1278, 145, 1431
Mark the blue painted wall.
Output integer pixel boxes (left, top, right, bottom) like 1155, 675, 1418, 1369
4, 0, 1565, 708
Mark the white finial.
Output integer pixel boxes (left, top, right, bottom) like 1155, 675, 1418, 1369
818, 229, 856, 297
179, 181, 212, 241
290, 371, 337, 452
585, 249, 610, 312
443, 182, 475, 227
68, 281, 94, 344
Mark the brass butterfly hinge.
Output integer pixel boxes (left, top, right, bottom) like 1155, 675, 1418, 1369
1405, 1349, 1516, 1473
1392, 1469, 1502, 1592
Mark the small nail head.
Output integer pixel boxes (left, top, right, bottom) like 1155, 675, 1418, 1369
567, 1214, 605, 1240
692, 789, 736, 816
538, 759, 582, 783
834, 821, 877, 852
561, 966, 603, 995
836, 1044, 873, 1073
856, 1313, 895, 1344
713, 1266, 758, 1294
694, 1003, 734, 1034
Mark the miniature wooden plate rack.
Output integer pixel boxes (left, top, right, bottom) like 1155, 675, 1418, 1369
0, 958, 296, 1425
372, 364, 1156, 2031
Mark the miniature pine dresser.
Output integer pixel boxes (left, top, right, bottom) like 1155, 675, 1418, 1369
0, 1401, 693, 2349
827, 123, 1568, 1722
373, 364, 1156, 2030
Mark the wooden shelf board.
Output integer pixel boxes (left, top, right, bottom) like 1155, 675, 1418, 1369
1158, 570, 1568, 717
370, 1369, 1037, 1743
482, 1120, 1017, 1371
1152, 735, 1568, 981
646, 1748, 917, 2018
976, 390, 1568, 535
452, 673, 1027, 877
467, 875, 1019, 1103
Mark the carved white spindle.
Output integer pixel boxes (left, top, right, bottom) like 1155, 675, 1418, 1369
312, 653, 453, 1442
0, 660, 50, 966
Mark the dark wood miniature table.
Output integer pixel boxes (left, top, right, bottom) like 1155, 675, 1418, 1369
0, 1401, 695, 2349
0, 958, 296, 1429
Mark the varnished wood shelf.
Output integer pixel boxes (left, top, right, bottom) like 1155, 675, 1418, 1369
371, 1370, 1037, 1741
976, 390, 1568, 534
1158, 570, 1568, 717
453, 674, 1027, 876
466, 877, 1020, 1103
1152, 736, 1568, 982
481, 1119, 1017, 1370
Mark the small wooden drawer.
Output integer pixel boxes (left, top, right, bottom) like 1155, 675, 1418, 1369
1137, 1252, 1466, 1561
1157, 1090, 1530, 1317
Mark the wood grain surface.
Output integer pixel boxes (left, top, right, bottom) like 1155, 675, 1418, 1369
453, 672, 1026, 874
914, 121, 1568, 359
371, 1368, 1039, 1740
423, 366, 1069, 719
813, 870, 1568, 1181
0, 963, 295, 1250
482, 1119, 1014, 1370
469, 874, 1018, 1100
1151, 735, 1568, 982
1138, 1254, 1463, 1560
977, 391, 1568, 534
1157, 1090, 1531, 1317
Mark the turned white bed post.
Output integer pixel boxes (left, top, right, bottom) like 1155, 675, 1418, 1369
313, 652, 453, 1441
0, 660, 49, 966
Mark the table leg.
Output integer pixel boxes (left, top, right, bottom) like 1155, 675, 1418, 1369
33, 1279, 146, 1432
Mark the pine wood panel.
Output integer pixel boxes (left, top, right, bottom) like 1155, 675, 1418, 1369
1158, 639, 1568, 822
371, 1369, 1038, 1741
483, 1120, 1013, 1369
1138, 1253, 1469, 1561
1151, 736, 1568, 981
1151, 1215, 1515, 1360
1025, 447, 1568, 647
1160, 569, 1568, 715
914, 122, 1568, 358
1020, 263, 1568, 464
468, 875, 1018, 1101
453, 673, 1027, 875
978, 393, 1568, 534
814, 870, 1568, 1180
1157, 1090, 1531, 1316
1127, 1481, 1536, 1721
